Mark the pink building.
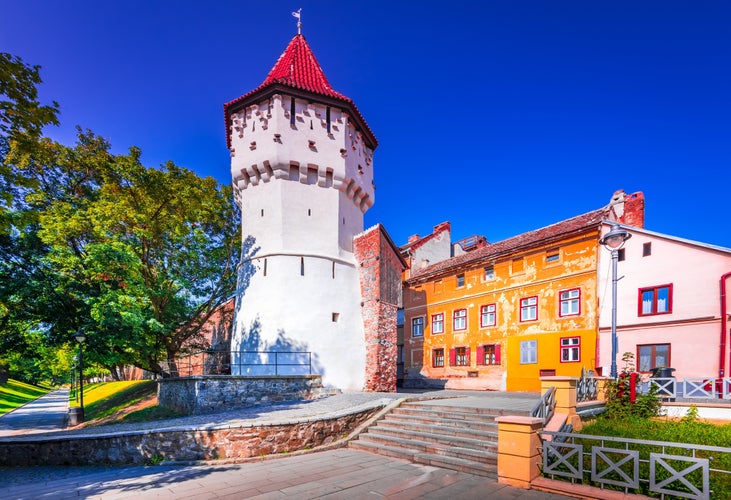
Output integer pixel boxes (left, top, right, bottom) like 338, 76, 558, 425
598, 223, 731, 380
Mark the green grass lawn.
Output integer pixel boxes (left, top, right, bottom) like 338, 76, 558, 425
0, 379, 51, 416
70, 380, 180, 425
578, 415, 731, 498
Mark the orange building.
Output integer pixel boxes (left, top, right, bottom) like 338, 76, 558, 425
402, 190, 644, 392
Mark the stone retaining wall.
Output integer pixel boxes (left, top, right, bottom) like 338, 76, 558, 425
0, 407, 379, 466
157, 375, 328, 415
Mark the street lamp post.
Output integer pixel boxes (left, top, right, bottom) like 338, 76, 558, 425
74, 330, 88, 421
600, 223, 631, 379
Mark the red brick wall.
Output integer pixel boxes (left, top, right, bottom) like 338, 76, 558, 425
620, 191, 645, 228
354, 225, 405, 392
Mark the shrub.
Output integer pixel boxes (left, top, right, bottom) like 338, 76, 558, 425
604, 352, 661, 419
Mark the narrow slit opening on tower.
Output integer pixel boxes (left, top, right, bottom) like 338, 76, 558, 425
300, 256, 305, 276
290, 97, 295, 126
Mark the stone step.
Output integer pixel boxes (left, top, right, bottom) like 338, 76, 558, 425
383, 412, 499, 432
349, 440, 496, 477
393, 404, 527, 421
360, 429, 497, 457
413, 452, 497, 477
376, 420, 498, 444
359, 432, 497, 463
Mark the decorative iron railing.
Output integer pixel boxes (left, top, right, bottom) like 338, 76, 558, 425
159, 350, 313, 378
541, 430, 731, 499
576, 367, 599, 403
531, 385, 556, 425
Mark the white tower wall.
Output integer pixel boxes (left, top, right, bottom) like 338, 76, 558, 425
229, 92, 374, 390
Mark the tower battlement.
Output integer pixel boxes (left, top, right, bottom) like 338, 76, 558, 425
229, 95, 374, 213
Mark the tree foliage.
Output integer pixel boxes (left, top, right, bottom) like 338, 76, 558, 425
0, 53, 239, 382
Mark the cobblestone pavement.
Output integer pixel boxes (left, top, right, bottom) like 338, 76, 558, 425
0, 389, 69, 437
0, 448, 571, 499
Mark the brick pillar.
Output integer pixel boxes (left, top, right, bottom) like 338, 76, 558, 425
541, 376, 581, 430
495, 416, 544, 488
595, 377, 611, 401
353, 224, 406, 392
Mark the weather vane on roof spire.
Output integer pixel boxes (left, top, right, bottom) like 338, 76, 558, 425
292, 8, 302, 35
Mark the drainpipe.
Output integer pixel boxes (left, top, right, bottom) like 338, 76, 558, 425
720, 272, 731, 379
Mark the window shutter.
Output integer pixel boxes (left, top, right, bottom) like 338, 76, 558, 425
466, 347, 471, 365
495, 345, 501, 365
449, 348, 456, 366
476, 346, 484, 366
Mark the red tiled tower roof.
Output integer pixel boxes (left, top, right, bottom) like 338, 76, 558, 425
224, 34, 377, 149
259, 34, 348, 100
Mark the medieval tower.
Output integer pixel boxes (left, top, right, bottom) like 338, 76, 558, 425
224, 29, 401, 391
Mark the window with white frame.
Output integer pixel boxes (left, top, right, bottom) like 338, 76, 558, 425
520, 296, 538, 322
480, 304, 496, 327
411, 316, 424, 337
453, 309, 467, 331
560, 336, 580, 362
639, 284, 672, 316
431, 313, 444, 334
520, 340, 537, 364
559, 288, 580, 317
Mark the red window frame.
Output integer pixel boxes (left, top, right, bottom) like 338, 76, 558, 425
431, 313, 444, 334
476, 344, 501, 365
480, 304, 496, 327
637, 343, 671, 372
638, 284, 673, 316
432, 348, 445, 368
520, 296, 538, 322
449, 346, 470, 366
453, 309, 467, 331
559, 288, 581, 317
560, 336, 581, 363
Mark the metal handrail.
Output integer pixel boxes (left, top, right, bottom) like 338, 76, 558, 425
160, 349, 313, 378
531, 385, 556, 425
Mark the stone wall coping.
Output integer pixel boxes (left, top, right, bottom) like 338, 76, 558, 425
539, 376, 578, 382
159, 375, 321, 382
494, 415, 545, 425
0, 397, 395, 444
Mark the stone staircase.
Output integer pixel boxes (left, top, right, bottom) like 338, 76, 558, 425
349, 399, 530, 477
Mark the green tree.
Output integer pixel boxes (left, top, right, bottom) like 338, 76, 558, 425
1, 53, 239, 381
0, 52, 59, 383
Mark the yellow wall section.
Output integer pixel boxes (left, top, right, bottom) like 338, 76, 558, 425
404, 232, 599, 392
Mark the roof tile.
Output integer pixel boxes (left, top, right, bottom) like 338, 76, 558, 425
407, 207, 607, 283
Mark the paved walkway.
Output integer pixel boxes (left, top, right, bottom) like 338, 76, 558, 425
0, 388, 68, 437
0, 448, 570, 499
0, 388, 571, 499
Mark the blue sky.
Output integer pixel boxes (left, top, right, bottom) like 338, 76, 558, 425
4, 1, 730, 249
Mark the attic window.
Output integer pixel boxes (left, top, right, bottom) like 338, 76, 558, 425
484, 266, 494, 281
456, 274, 465, 288
546, 251, 560, 263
